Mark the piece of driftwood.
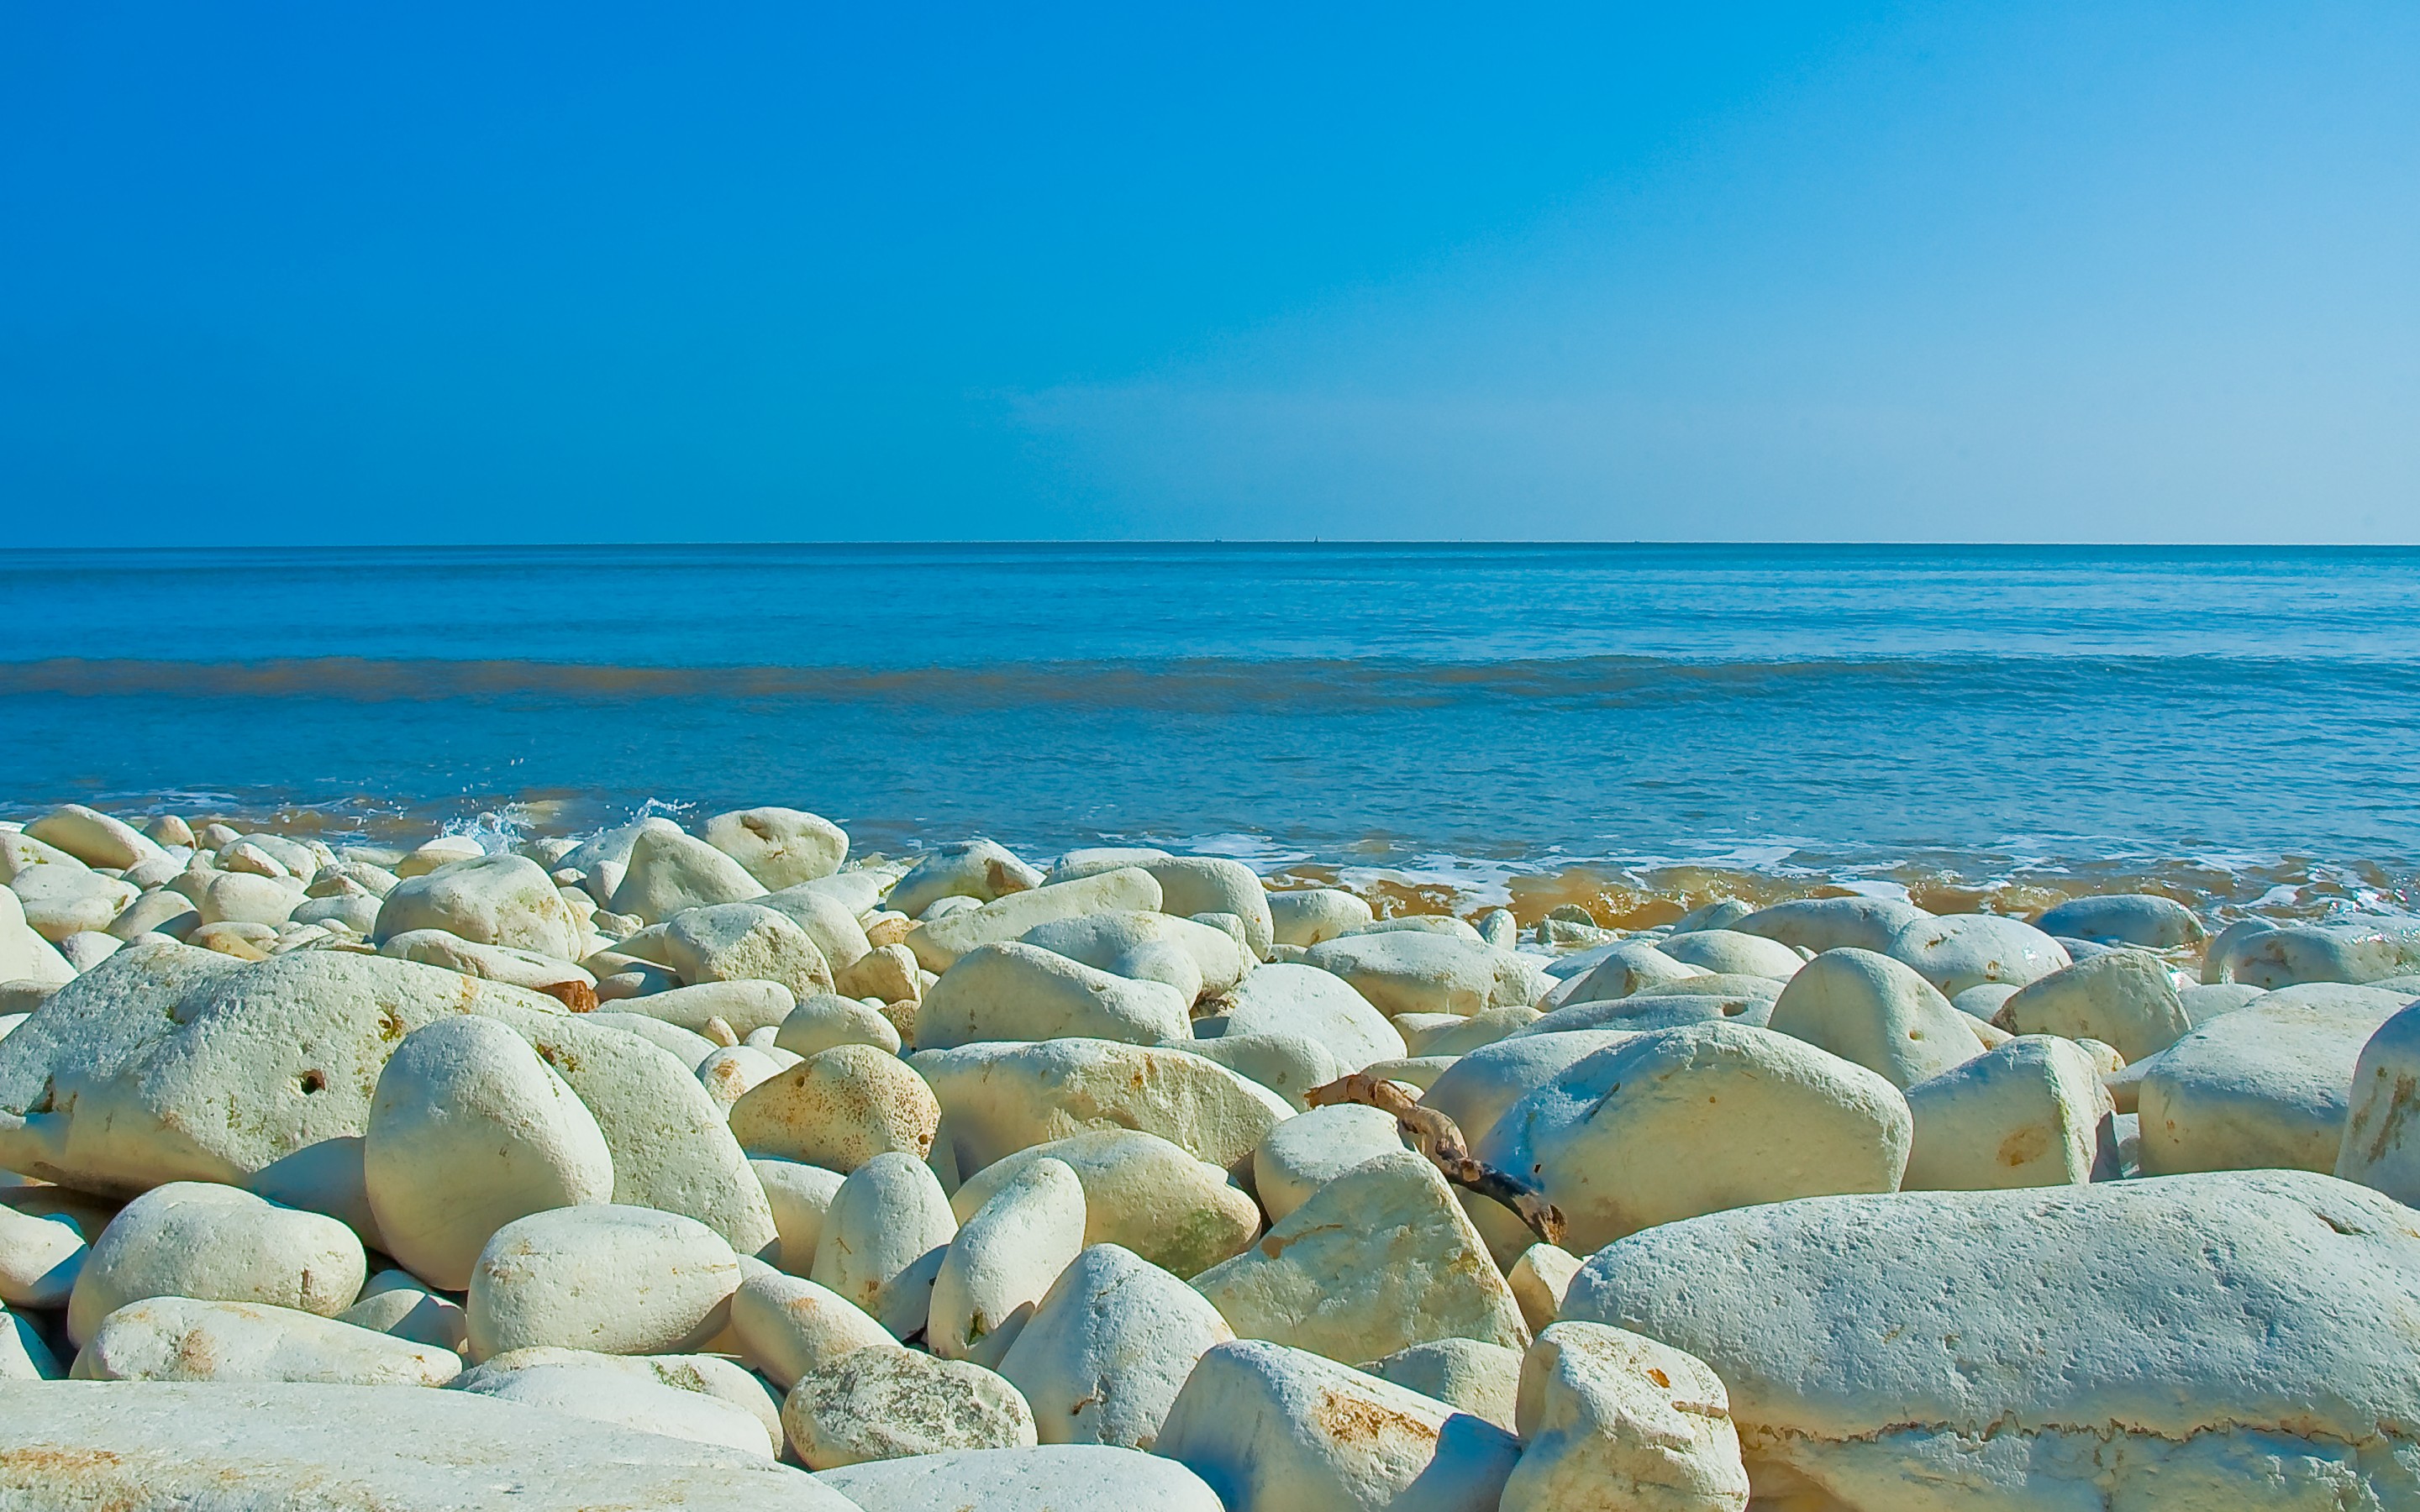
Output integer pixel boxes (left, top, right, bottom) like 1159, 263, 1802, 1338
1305, 1072, 1565, 1246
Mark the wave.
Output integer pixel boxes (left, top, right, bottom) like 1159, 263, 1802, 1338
4, 652, 2413, 709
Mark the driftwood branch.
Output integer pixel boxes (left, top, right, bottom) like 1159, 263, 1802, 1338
1306, 1072, 1565, 1247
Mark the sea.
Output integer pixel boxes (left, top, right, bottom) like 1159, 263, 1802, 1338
3, 543, 2416, 926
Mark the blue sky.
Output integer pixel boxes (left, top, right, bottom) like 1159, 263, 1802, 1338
4, 3, 2415, 543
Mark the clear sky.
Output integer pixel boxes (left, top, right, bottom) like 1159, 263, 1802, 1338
4, 3, 2415, 544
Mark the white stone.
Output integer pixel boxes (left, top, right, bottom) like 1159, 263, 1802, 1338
466, 1203, 739, 1359
1418, 1029, 1644, 1149
950, 1131, 1261, 1280
1507, 1242, 1583, 1336
774, 992, 904, 1058
1268, 889, 1375, 948
245, 1134, 386, 1252
783, 1346, 1036, 1468
611, 828, 770, 925
1733, 896, 1930, 954
656, 901, 834, 1004
697, 1044, 788, 1113
24, 806, 166, 871
750, 884, 873, 973
729, 1042, 939, 1173
998, 1241, 1233, 1448
916, 1037, 1292, 1175
0, 885, 75, 987
1185, 1032, 1348, 1112
10, 864, 139, 941
1252, 1103, 1405, 1221
363, 1014, 616, 1289
455, 1345, 783, 1457
1498, 1321, 1749, 1512
732, 1263, 899, 1388
76, 1296, 459, 1386
371, 855, 583, 960
1883, 911, 2071, 996
890, 840, 1044, 919
2138, 982, 2414, 1175
2209, 921, 2420, 988
1901, 1033, 2114, 1191
1764, 948, 1986, 1088
915, 940, 1191, 1050
0, 1308, 60, 1379
907, 869, 1165, 972
702, 806, 849, 890
931, 1157, 1086, 1368
66, 1181, 365, 1347
2338, 998, 2420, 1205
1401, 1006, 1538, 1057
1022, 909, 1249, 1002
1563, 1168, 2420, 1511
1156, 1338, 1522, 1512
1654, 929, 1803, 980
1476, 1022, 1912, 1252
338, 1268, 469, 1352
0, 1379, 857, 1509
1305, 932, 1553, 1017
817, 1444, 1224, 1512
830, 941, 919, 1005
0, 1201, 86, 1308
584, 1010, 718, 1068
2037, 892, 2205, 948
379, 928, 597, 995
1192, 1149, 1527, 1364
1215, 961, 1405, 1068
1140, 858, 1276, 960
1365, 1336, 1523, 1432
750, 1157, 847, 1272
1999, 948, 2191, 1062
620, 977, 796, 1037
811, 1151, 956, 1336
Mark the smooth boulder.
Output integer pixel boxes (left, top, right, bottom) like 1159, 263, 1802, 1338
1499, 1321, 1749, 1512
997, 1242, 1232, 1449
66, 1181, 366, 1347
466, 1204, 739, 1359
913, 941, 1190, 1050
915, 1037, 1292, 1175
929, 1157, 1087, 1368
1764, 948, 1985, 1088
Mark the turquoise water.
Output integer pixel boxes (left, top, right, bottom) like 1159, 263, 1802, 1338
3, 543, 2415, 916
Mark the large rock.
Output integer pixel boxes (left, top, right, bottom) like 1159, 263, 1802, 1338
1192, 1149, 1527, 1365
729, 1267, 897, 1389
1252, 1103, 1405, 1222
363, 1015, 615, 1289
1655, 928, 1804, 979
1475, 1023, 1912, 1252
0, 1380, 860, 1509
0, 1201, 87, 1309
930, 1157, 1086, 1368
2339, 998, 2420, 1205
781, 1347, 1036, 1469
753, 885, 873, 973
1549, 943, 1710, 1010
660, 902, 834, 1002
915, 1037, 1292, 1175
1562, 1169, 2420, 1510
810, 1152, 957, 1336
1023, 910, 1250, 1002
1733, 896, 1928, 955
773, 993, 902, 1059
2000, 948, 2191, 1062
454, 1346, 782, 1458
914, 941, 1190, 1050
2209, 921, 2420, 988
2036, 892, 2206, 948
1214, 962, 1405, 1069
1418, 1029, 1639, 1149
949, 1131, 1260, 1279
890, 840, 1044, 919
1182, 1031, 1347, 1110
1883, 913, 2071, 996
1902, 1034, 2114, 1190
371, 855, 583, 960
611, 829, 771, 925
1139, 858, 1276, 960
817, 1444, 1224, 1512
1498, 1321, 1749, 1512
997, 1242, 1232, 1449
75, 1296, 459, 1386
8, 864, 136, 942
703, 807, 849, 890
1156, 1338, 1522, 1512
24, 805, 166, 871
0, 884, 75, 987
2137, 982, 2414, 1175
728, 1043, 939, 1173
1303, 932, 1552, 1018
1267, 889, 1374, 948
1365, 1337, 1522, 1432
66, 1181, 366, 1347
466, 1204, 739, 1359
1765, 948, 1985, 1088
0, 948, 774, 1249
907, 869, 1165, 973
379, 929, 597, 996
621, 978, 795, 1037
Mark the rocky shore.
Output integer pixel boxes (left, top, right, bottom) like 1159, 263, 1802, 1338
3, 800, 2419, 1509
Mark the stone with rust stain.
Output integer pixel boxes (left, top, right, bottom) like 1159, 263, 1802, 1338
729, 1043, 938, 1174
74, 1296, 460, 1387
1498, 1321, 1749, 1512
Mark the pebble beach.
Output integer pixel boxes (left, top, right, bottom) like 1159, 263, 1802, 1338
4, 795, 2420, 1509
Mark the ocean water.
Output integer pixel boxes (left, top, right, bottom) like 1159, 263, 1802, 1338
3, 543, 2416, 922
